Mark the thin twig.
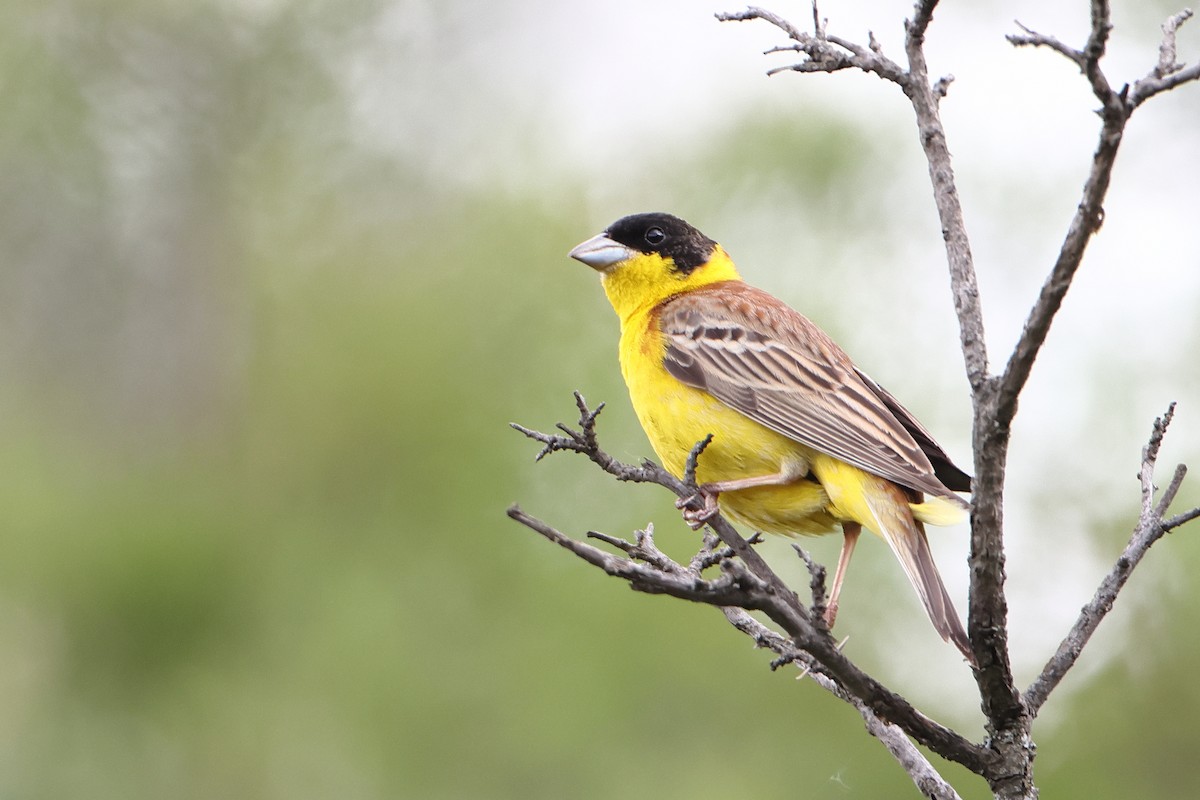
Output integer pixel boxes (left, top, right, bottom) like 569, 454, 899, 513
982, 2, 1200, 723
1007, 22, 1087, 69
897, 13, 990, 390
508, 506, 985, 770
510, 397, 990, 772
686, 530, 730, 572
908, 0, 940, 42
1155, 8, 1193, 77
1153, 463, 1188, 518
1024, 406, 1196, 714
1164, 506, 1200, 530
514, 398, 809, 619
1082, 0, 1116, 107
996, 26, 1125, 428
998, 8, 1200, 425
511, 506, 771, 605
932, 73, 955, 101
1131, 9, 1200, 106
717, 4, 908, 84
724, 608, 964, 800
793, 544, 830, 629
1142, 404, 1177, 514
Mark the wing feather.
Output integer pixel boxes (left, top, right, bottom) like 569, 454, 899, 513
659, 282, 968, 501
853, 368, 972, 492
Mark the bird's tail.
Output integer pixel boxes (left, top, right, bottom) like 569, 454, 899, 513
864, 482, 974, 665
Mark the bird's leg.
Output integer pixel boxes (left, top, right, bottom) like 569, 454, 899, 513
674, 469, 799, 530
825, 522, 861, 628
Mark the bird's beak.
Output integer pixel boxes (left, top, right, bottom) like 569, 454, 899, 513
568, 233, 634, 271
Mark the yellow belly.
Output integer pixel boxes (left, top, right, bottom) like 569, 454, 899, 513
619, 311, 839, 537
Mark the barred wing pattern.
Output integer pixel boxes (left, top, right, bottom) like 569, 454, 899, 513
659, 281, 969, 501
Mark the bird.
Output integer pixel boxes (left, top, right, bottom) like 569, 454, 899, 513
568, 211, 975, 663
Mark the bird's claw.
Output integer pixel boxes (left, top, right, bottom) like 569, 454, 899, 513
675, 487, 720, 530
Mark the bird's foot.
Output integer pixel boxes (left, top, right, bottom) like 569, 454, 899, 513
675, 486, 720, 530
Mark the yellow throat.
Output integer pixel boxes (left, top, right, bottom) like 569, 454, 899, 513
600, 246, 742, 326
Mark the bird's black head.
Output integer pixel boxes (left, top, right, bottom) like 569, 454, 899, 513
603, 212, 717, 275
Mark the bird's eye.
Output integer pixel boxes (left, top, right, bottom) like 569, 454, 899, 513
644, 226, 666, 246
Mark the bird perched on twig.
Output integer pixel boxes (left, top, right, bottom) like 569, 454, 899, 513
569, 212, 974, 664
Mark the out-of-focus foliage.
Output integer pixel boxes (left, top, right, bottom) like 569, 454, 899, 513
1, 1, 1197, 798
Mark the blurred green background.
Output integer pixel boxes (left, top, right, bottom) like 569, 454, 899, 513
3, 0, 1199, 797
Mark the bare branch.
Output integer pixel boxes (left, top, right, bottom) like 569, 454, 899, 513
511, 392, 664, 485
1008, 7, 1200, 111
1086, 0, 1114, 59
1142, 403, 1177, 515
516, 395, 812, 619
723, 609, 964, 800
899, 28, 989, 392
510, 399, 990, 773
1131, 9, 1200, 106
1024, 405, 1198, 714
1164, 505, 1200, 530
898, 2, 1026, 735
587, 524, 679, 573
509, 506, 778, 607
717, 3, 990, 385
717, 5, 908, 84
1006, 22, 1087, 69
1154, 8, 1192, 76
1132, 59, 1200, 105
716, 4, 807, 39
1000, 9, 1200, 426
907, 0, 940, 43
686, 531, 732, 572
793, 544, 830, 629
509, 503, 987, 772
998, 91, 1121, 430
682, 434, 713, 487
1082, 0, 1117, 106
932, 73, 955, 101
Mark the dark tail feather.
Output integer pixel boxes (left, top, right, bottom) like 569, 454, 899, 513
866, 486, 975, 665
854, 367, 973, 493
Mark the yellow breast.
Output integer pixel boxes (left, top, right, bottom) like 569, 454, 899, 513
618, 305, 839, 537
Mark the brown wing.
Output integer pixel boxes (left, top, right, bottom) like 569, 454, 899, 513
659, 281, 968, 501
853, 368, 972, 493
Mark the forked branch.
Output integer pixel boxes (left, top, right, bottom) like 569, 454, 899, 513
1024, 404, 1200, 714
999, 7, 1200, 428
510, 395, 989, 773
715, 0, 1200, 768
